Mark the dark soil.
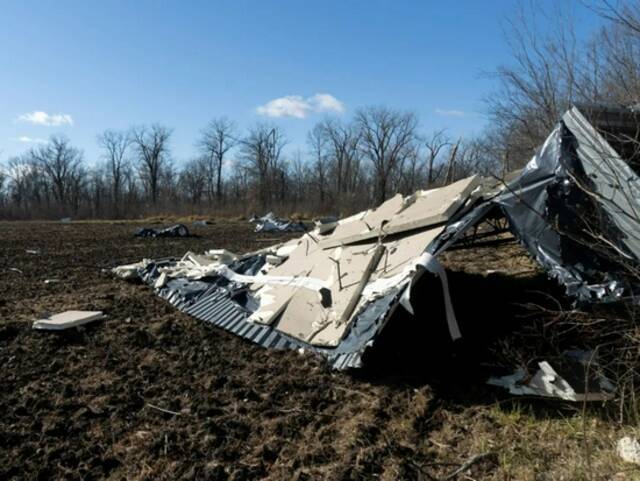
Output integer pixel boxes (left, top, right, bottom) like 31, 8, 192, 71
0, 221, 613, 480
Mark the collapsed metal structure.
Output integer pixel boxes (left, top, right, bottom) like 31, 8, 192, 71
116, 104, 640, 370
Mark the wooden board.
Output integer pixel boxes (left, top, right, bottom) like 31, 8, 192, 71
371, 226, 444, 280
275, 243, 384, 346
33, 311, 105, 330
320, 176, 480, 249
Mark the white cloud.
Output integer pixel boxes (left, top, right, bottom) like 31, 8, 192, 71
310, 93, 346, 114
257, 95, 310, 118
11, 136, 47, 144
16, 111, 73, 126
435, 108, 467, 118
257, 93, 345, 119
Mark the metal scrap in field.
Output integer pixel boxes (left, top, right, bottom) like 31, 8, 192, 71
249, 212, 306, 233
134, 224, 191, 238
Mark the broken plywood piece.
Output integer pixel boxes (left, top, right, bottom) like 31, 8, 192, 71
33, 311, 106, 330
317, 197, 403, 248
324, 218, 369, 247
384, 175, 480, 234
372, 226, 444, 280
320, 177, 480, 249
275, 243, 384, 346
249, 278, 308, 325
249, 245, 328, 325
362, 193, 405, 231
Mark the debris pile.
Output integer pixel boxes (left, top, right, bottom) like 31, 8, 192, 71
249, 212, 306, 233
134, 224, 190, 238
116, 104, 640, 380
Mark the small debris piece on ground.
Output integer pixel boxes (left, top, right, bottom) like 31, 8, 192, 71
487, 351, 615, 401
617, 437, 640, 464
33, 310, 106, 330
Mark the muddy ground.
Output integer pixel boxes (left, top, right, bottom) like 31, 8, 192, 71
0, 221, 635, 480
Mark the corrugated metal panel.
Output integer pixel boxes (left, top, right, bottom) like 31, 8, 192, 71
144, 272, 373, 369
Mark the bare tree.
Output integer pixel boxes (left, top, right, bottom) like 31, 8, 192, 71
130, 124, 172, 205
197, 118, 236, 203
288, 149, 310, 206
0, 158, 6, 207
355, 107, 419, 204
486, 3, 587, 168
590, 0, 640, 36
594, 19, 640, 104
424, 129, 450, 186
29, 135, 84, 210
307, 124, 328, 205
97, 129, 131, 216
317, 119, 361, 197
395, 145, 425, 194
179, 157, 207, 205
239, 124, 286, 208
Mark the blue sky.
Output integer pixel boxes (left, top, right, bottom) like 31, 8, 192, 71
0, 0, 601, 165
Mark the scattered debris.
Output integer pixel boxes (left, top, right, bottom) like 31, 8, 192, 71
60, 217, 72, 223
192, 220, 209, 226
8, 267, 23, 275
113, 259, 152, 279
25, 249, 40, 255
116, 104, 640, 371
487, 351, 615, 401
33, 311, 106, 330
250, 212, 306, 233
134, 224, 190, 238
43, 279, 60, 284
617, 437, 640, 465
146, 403, 182, 416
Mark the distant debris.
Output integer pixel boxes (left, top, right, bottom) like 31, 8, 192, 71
33, 310, 105, 330
60, 217, 72, 223
135, 224, 190, 238
249, 212, 306, 233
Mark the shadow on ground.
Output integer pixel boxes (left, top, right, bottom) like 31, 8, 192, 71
359, 270, 567, 393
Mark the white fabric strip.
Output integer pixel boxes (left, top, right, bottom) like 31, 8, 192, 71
402, 252, 461, 340
363, 252, 461, 341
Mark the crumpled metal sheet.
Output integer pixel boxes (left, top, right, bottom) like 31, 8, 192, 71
137, 255, 402, 369
487, 350, 615, 401
134, 224, 190, 238
249, 212, 306, 233
432, 107, 640, 303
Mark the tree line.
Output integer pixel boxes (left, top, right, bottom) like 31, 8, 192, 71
1, 1, 639, 220
0, 107, 497, 219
